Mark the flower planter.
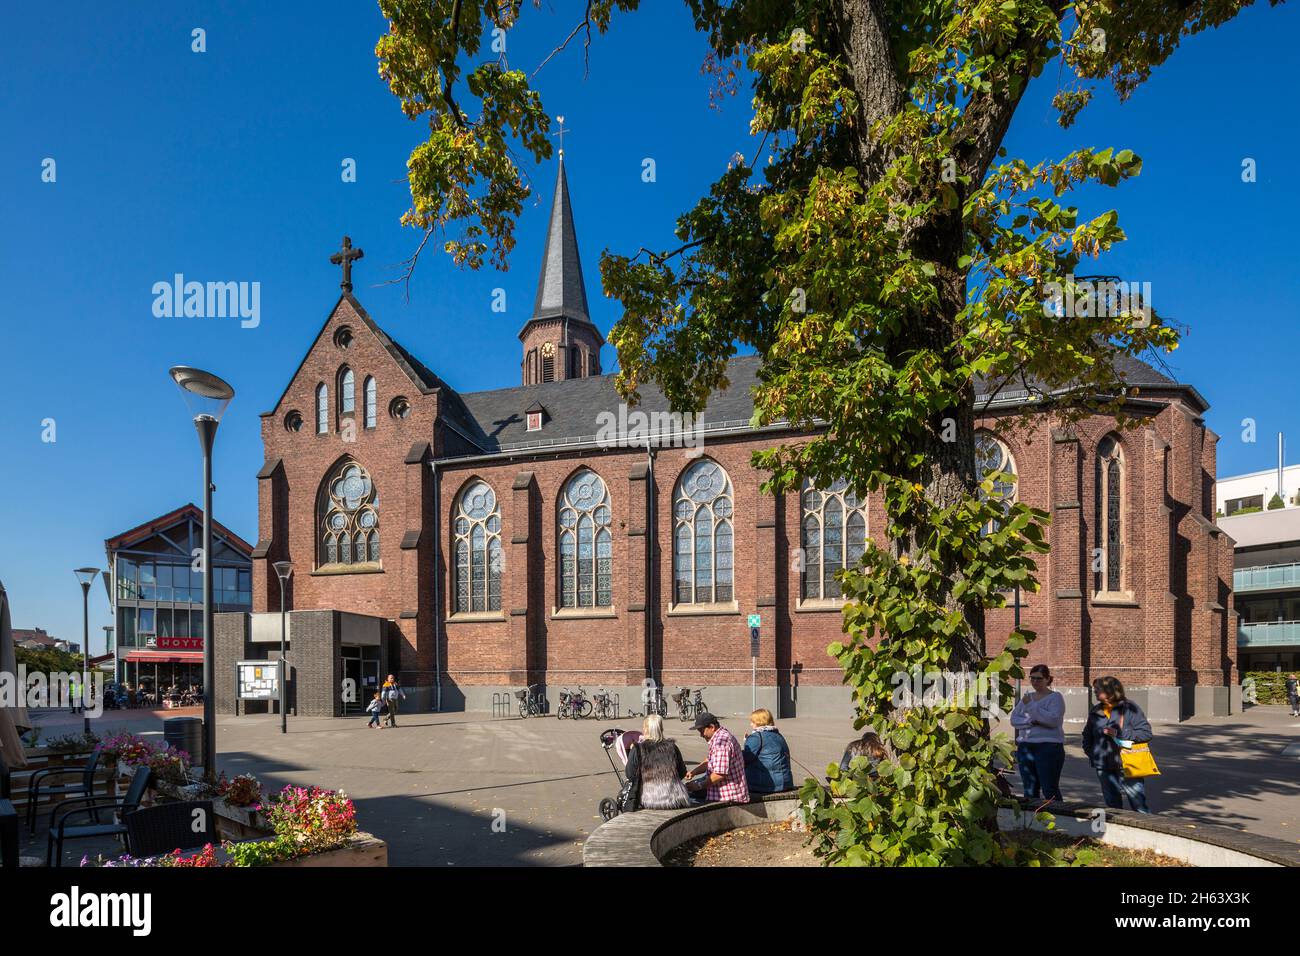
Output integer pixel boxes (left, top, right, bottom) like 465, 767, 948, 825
265, 832, 387, 868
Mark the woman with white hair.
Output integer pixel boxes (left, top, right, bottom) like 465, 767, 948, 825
623, 714, 691, 810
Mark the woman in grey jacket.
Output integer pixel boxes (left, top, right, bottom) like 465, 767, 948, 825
1081, 676, 1152, 813
1009, 664, 1066, 801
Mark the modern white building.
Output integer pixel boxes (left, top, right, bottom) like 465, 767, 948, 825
1216, 462, 1300, 516
1219, 501, 1300, 672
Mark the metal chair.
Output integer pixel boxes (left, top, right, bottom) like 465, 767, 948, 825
27, 750, 102, 833
0, 798, 16, 869
46, 766, 152, 867
124, 800, 216, 858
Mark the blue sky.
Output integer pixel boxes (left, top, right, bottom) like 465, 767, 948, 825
2, 1, 1296, 651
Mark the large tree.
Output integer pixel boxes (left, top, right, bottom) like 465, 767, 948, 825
375, 0, 1275, 864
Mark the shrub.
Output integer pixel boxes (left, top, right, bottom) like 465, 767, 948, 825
1267, 493, 1285, 510
1243, 671, 1291, 705
96, 732, 157, 767
44, 731, 100, 753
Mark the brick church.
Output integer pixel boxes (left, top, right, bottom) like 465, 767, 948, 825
214, 157, 1238, 724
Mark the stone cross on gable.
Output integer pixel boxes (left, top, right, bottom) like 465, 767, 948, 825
330, 236, 364, 292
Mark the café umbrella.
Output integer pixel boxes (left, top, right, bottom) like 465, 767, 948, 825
0, 578, 31, 768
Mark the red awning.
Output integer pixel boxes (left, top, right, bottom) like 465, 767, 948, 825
122, 651, 203, 663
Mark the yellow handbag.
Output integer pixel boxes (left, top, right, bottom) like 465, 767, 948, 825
1117, 711, 1161, 779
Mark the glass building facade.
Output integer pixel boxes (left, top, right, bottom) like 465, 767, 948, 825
105, 506, 252, 698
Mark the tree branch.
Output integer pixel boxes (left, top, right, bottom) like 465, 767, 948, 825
532, 0, 594, 80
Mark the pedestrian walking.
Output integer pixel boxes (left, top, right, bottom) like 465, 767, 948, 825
365, 692, 383, 728
1286, 673, 1299, 718
1082, 676, 1156, 814
381, 674, 406, 727
1009, 664, 1066, 801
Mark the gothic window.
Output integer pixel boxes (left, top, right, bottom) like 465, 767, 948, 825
800, 479, 867, 601
339, 367, 355, 416
975, 431, 1017, 534
559, 470, 612, 608
454, 480, 502, 613
364, 376, 376, 428
316, 383, 328, 434
541, 342, 555, 383
673, 459, 734, 605
320, 461, 379, 567
1095, 435, 1125, 593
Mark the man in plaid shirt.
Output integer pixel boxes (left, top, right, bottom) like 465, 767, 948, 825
685, 713, 750, 803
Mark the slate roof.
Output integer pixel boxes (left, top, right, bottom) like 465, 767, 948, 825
523, 156, 597, 337
443, 350, 1201, 459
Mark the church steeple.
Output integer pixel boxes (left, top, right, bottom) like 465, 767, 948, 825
520, 151, 604, 386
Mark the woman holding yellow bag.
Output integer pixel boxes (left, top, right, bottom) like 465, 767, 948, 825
1082, 676, 1155, 814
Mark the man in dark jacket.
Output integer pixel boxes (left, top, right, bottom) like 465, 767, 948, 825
1287, 673, 1299, 718
1082, 676, 1152, 813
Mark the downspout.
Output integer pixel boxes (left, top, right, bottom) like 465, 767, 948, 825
646, 440, 656, 684
431, 457, 442, 712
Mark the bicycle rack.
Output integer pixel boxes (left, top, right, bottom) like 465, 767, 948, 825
491, 692, 512, 719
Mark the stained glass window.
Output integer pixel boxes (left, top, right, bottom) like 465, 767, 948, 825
800, 478, 868, 600
975, 432, 1017, 535
1096, 436, 1125, 593
559, 470, 612, 608
673, 460, 734, 604
340, 367, 355, 415
454, 480, 502, 613
319, 460, 379, 567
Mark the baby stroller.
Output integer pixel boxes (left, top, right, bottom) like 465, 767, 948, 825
597, 728, 642, 821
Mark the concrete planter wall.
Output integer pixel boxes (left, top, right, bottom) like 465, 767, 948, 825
584, 793, 1300, 867
267, 833, 387, 867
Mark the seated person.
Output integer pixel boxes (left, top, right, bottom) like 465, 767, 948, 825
838, 731, 887, 777
742, 708, 794, 794
624, 715, 692, 810
684, 713, 750, 804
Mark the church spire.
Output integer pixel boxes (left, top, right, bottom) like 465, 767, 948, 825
529, 153, 591, 327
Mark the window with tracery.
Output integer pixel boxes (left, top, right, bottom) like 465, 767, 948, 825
1095, 435, 1125, 593
320, 461, 379, 566
800, 478, 867, 600
976, 431, 1017, 534
673, 460, 734, 604
454, 480, 502, 613
559, 470, 612, 607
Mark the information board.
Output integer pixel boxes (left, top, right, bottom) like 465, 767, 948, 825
236, 660, 280, 700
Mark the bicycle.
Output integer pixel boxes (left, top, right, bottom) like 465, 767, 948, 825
557, 685, 594, 720
515, 684, 545, 718
592, 688, 617, 721
672, 686, 709, 721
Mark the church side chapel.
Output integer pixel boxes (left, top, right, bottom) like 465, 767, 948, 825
213, 155, 1237, 723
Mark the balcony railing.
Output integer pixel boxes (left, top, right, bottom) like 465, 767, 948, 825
1238, 620, 1300, 647
1234, 562, 1300, 592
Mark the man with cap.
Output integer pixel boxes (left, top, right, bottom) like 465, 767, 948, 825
684, 712, 749, 804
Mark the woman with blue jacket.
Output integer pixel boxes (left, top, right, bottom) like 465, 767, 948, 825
742, 708, 794, 794
1081, 676, 1153, 813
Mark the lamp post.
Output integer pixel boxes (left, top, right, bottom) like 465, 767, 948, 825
170, 365, 234, 781
273, 561, 293, 734
73, 568, 100, 734
102, 625, 115, 688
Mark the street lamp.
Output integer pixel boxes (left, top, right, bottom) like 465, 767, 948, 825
170, 365, 234, 781
73, 568, 100, 734
273, 560, 293, 734
102, 625, 115, 688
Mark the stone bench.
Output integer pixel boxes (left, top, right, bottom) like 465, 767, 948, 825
1005, 798, 1300, 867
583, 791, 800, 867
585, 791, 1300, 867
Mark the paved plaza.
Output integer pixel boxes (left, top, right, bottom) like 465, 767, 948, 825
22, 703, 1300, 866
